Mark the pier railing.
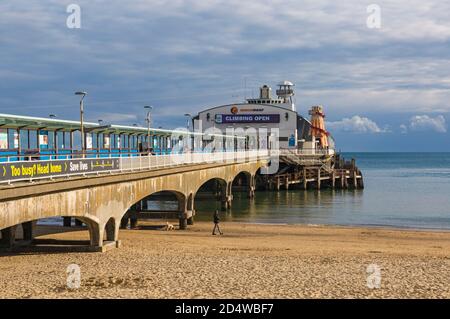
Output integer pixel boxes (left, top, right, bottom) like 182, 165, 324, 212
0, 150, 269, 185
280, 148, 335, 156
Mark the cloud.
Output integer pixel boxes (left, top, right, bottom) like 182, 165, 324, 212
399, 124, 408, 134
326, 116, 387, 133
2, 0, 450, 134
408, 115, 447, 133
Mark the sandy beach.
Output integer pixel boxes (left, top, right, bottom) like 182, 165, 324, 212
0, 221, 449, 299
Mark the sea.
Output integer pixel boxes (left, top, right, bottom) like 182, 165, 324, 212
194, 152, 450, 230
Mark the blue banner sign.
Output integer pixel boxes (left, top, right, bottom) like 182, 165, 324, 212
215, 114, 280, 124
0, 158, 120, 182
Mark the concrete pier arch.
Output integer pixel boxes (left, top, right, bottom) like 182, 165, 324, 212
0, 159, 268, 252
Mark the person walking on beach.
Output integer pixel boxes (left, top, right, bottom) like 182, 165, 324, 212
212, 210, 223, 235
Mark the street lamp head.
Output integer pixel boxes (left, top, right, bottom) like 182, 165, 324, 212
75, 91, 87, 98
184, 113, 192, 117
49, 114, 56, 119
144, 106, 153, 126
75, 92, 87, 104
98, 119, 103, 124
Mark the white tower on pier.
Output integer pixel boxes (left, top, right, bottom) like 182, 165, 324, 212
276, 81, 295, 111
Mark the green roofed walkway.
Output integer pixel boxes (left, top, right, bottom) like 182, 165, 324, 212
0, 113, 246, 161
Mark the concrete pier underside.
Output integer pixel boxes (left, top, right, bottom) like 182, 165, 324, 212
0, 160, 266, 251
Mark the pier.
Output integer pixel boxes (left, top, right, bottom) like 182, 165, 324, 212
0, 113, 363, 252
263, 153, 364, 190
0, 150, 268, 252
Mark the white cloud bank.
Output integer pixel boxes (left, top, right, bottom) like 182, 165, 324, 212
326, 115, 386, 133
408, 115, 447, 133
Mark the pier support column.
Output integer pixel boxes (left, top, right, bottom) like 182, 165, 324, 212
63, 217, 72, 227
275, 177, 280, 191
130, 215, 138, 229
178, 195, 188, 230
179, 204, 188, 230
179, 216, 188, 230
358, 173, 365, 189
187, 194, 195, 225
220, 182, 233, 210
187, 214, 195, 225
340, 172, 345, 189
331, 171, 336, 189
221, 195, 233, 211
343, 172, 348, 189
87, 221, 102, 248
352, 170, 358, 189
248, 186, 255, 198
127, 203, 139, 229
228, 182, 233, 208
302, 168, 308, 190
248, 175, 255, 198
285, 176, 289, 190
317, 169, 321, 190
186, 210, 194, 225
0, 226, 17, 248
22, 221, 36, 242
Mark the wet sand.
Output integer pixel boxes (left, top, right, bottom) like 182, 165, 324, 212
0, 222, 449, 298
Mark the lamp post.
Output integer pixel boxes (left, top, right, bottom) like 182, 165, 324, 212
75, 91, 87, 156
144, 106, 153, 152
184, 113, 193, 151
184, 113, 192, 131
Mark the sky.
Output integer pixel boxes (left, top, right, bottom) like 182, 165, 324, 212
1, 0, 450, 151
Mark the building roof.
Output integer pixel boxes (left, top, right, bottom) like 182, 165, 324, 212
0, 113, 241, 139
278, 80, 294, 86
196, 103, 299, 115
